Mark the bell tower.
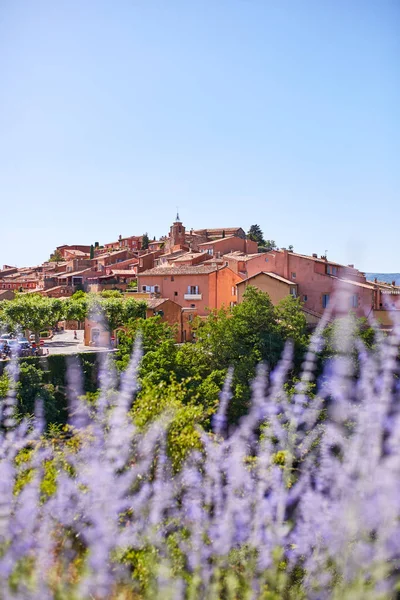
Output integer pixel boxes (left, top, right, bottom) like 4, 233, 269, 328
169, 213, 186, 248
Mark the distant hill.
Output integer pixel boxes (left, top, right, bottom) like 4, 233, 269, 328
366, 273, 400, 285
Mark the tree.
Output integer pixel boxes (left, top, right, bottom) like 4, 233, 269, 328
142, 233, 149, 250
63, 296, 89, 324
247, 225, 266, 247
89, 297, 146, 334
258, 240, 277, 253
274, 295, 308, 368
3, 295, 64, 343
90, 244, 94, 259
49, 249, 65, 262
186, 287, 285, 422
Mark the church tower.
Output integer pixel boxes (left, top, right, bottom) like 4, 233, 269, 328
169, 213, 186, 248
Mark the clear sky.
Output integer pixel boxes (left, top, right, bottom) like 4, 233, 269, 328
0, 0, 399, 272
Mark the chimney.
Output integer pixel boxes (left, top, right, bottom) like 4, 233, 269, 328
374, 277, 377, 283
282, 247, 289, 279
392, 281, 396, 286
312, 253, 318, 258
348, 264, 354, 268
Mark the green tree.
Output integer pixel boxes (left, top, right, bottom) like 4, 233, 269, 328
63, 296, 89, 324
17, 363, 60, 423
49, 249, 65, 262
90, 244, 94, 259
275, 295, 308, 346
247, 224, 266, 247
188, 287, 285, 422
142, 233, 149, 250
89, 297, 146, 333
3, 295, 63, 343
258, 240, 277, 253
100, 290, 123, 298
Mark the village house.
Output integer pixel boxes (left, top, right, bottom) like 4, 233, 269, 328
56, 245, 91, 259
198, 235, 258, 257
94, 249, 135, 272
137, 264, 241, 316
104, 235, 142, 252
227, 249, 368, 316
237, 272, 298, 305
86, 269, 137, 293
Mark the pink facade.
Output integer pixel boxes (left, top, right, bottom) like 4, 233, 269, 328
233, 249, 374, 317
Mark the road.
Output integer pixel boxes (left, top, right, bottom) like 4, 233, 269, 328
43, 330, 113, 355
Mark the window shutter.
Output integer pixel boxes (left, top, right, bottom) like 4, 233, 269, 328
188, 285, 191, 294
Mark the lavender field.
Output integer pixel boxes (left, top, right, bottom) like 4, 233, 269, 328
1, 312, 400, 600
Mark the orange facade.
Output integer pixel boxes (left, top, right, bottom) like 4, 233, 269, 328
138, 266, 241, 316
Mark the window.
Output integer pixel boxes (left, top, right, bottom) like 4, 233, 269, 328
322, 294, 330, 308
351, 294, 358, 308
190, 304, 195, 308
303, 295, 308, 302
188, 314, 194, 322
171, 276, 174, 282
231, 286, 237, 296
230, 301, 237, 308
142, 286, 147, 292
225, 261, 228, 266
291, 272, 296, 279
265, 258, 269, 262
188, 285, 199, 295
174, 291, 178, 296
326, 265, 338, 276
207, 248, 213, 255
154, 285, 159, 293
290, 287, 297, 297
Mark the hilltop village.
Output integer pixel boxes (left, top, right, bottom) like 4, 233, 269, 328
1, 215, 399, 344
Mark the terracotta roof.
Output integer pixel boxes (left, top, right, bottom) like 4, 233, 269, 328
139, 265, 221, 276
42, 285, 71, 293
109, 270, 137, 276
95, 249, 130, 260
224, 251, 259, 261
193, 227, 243, 235
173, 252, 205, 262
334, 278, 375, 290
57, 268, 95, 278
278, 250, 354, 269
143, 297, 175, 309
237, 272, 296, 286
198, 236, 236, 247
64, 249, 88, 256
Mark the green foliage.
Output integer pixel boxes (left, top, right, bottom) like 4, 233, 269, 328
131, 378, 205, 472
90, 296, 146, 332
90, 244, 94, 259
2, 295, 63, 342
16, 362, 60, 424
259, 240, 277, 253
63, 296, 88, 322
247, 224, 266, 246
48, 249, 65, 262
142, 232, 149, 250
100, 290, 123, 298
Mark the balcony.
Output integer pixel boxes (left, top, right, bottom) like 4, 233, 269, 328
184, 293, 202, 300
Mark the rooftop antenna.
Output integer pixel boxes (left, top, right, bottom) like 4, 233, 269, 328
176, 206, 181, 222
325, 249, 328, 258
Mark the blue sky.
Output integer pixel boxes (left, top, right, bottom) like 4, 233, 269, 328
0, 0, 399, 272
